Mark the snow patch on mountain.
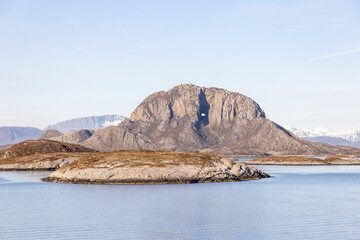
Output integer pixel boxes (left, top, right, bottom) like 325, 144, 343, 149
102, 120, 123, 128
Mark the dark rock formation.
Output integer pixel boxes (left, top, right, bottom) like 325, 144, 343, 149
80, 84, 331, 155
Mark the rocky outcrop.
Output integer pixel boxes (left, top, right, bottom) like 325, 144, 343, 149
2, 139, 97, 159
49, 129, 94, 144
43, 150, 270, 184
247, 155, 360, 165
80, 84, 331, 155
39, 129, 63, 139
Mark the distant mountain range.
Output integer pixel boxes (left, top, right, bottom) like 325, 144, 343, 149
0, 115, 127, 147
44, 115, 127, 133
283, 126, 360, 148
0, 127, 43, 146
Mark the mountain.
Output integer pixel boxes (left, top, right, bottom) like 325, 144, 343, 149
49, 129, 94, 144
283, 126, 360, 148
1, 139, 97, 159
79, 84, 332, 155
0, 127, 44, 146
39, 129, 63, 139
44, 115, 127, 133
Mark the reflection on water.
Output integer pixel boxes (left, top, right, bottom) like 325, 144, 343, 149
0, 167, 360, 240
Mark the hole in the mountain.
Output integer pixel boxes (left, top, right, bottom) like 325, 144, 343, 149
196, 90, 209, 128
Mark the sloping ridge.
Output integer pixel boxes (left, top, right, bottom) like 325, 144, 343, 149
80, 84, 330, 155
39, 129, 63, 139
2, 139, 97, 159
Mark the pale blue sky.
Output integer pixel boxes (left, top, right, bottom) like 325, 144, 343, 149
0, 0, 359, 129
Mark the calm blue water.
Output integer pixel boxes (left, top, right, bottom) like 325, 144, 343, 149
1, 166, 360, 240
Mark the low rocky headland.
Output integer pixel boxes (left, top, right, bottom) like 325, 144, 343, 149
247, 155, 360, 165
43, 150, 270, 184
0, 140, 97, 171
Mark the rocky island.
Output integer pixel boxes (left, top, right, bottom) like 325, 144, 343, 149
43, 150, 269, 184
0, 140, 269, 184
247, 155, 360, 165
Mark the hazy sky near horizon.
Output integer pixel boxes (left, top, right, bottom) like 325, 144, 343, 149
1, 0, 359, 129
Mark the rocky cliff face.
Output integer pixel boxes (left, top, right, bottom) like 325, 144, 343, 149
79, 84, 330, 155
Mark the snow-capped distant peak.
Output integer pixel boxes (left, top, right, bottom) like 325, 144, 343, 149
45, 115, 128, 133
283, 125, 360, 142
102, 120, 123, 128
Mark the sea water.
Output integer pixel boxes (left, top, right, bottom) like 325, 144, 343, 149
0, 166, 360, 240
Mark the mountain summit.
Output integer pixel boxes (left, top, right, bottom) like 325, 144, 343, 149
80, 84, 327, 155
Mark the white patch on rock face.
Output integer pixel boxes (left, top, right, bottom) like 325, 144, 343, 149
102, 120, 124, 128
201, 113, 206, 117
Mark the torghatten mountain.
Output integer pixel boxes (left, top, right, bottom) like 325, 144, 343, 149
70, 84, 337, 155
44, 115, 127, 133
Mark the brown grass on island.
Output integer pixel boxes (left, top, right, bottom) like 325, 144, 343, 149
0, 152, 89, 165
2, 139, 97, 159
64, 150, 222, 170
0, 147, 223, 171
0, 144, 12, 153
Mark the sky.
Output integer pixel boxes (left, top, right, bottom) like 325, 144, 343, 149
0, 0, 359, 129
